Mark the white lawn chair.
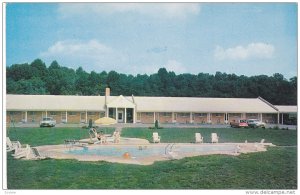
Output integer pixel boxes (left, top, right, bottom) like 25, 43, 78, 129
152, 132, 161, 143
13, 144, 31, 159
195, 133, 203, 143
6, 137, 21, 152
211, 133, 219, 143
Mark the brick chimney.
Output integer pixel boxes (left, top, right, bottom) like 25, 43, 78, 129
105, 87, 110, 97
105, 87, 110, 107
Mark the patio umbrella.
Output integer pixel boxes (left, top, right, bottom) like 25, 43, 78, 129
94, 117, 117, 125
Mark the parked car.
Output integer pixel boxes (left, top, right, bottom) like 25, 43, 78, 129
247, 119, 266, 128
230, 119, 248, 128
40, 117, 56, 127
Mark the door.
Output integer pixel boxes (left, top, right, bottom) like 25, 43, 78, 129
118, 111, 124, 123
80, 112, 86, 123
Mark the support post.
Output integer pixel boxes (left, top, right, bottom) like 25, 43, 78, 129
281, 113, 284, 125
116, 108, 118, 122
25, 111, 27, 123
65, 111, 68, 123
190, 112, 193, 123
260, 113, 263, 122
125, 108, 127, 124
85, 110, 88, 124
133, 109, 136, 123
277, 112, 280, 125
207, 113, 212, 124
172, 112, 175, 123
154, 112, 156, 123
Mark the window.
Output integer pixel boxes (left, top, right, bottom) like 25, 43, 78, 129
28, 111, 35, 116
178, 113, 189, 117
68, 112, 77, 116
137, 113, 141, 120
195, 113, 206, 117
247, 113, 258, 118
161, 112, 171, 117
145, 112, 153, 116
231, 113, 241, 117
99, 112, 105, 118
215, 113, 223, 117
9, 111, 19, 116
88, 112, 96, 116
49, 112, 56, 116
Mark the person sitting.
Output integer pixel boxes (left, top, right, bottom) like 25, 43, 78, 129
97, 133, 101, 141
113, 130, 120, 143
97, 131, 107, 144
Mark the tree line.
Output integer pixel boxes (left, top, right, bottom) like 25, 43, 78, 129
6, 59, 297, 105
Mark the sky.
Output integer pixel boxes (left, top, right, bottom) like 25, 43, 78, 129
6, 3, 298, 79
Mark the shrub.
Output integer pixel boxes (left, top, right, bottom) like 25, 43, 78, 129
155, 120, 159, 129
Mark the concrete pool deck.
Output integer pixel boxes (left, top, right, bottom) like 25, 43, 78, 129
35, 137, 276, 165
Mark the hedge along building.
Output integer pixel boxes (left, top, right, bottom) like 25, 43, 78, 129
6, 88, 293, 125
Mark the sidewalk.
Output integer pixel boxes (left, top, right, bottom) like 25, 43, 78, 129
7, 122, 297, 130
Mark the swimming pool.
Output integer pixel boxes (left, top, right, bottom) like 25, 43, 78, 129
35, 137, 273, 165
65, 144, 238, 159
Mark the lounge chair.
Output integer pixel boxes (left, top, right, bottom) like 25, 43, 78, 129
6, 137, 21, 152
195, 133, 203, 143
13, 144, 31, 159
152, 132, 161, 143
211, 133, 219, 143
13, 145, 46, 160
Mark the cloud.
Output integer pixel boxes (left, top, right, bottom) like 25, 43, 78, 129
40, 39, 126, 71
214, 42, 275, 60
58, 3, 200, 19
165, 60, 187, 74
41, 39, 113, 57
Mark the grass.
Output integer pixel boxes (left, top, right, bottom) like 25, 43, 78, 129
7, 127, 115, 146
6, 127, 297, 189
121, 127, 297, 146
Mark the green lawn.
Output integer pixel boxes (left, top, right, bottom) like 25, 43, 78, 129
121, 127, 297, 146
6, 127, 297, 189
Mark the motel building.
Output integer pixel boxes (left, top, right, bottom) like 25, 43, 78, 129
6, 88, 297, 125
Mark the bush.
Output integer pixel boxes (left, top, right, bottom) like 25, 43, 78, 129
149, 120, 163, 129
155, 120, 159, 129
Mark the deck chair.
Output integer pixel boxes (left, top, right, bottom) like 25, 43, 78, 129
13, 144, 31, 159
195, 133, 203, 143
211, 133, 219, 143
6, 137, 21, 152
152, 132, 161, 143
31, 147, 47, 160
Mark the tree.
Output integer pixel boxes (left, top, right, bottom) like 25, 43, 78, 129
7, 63, 33, 81
5, 59, 297, 105
30, 59, 48, 80
7, 77, 47, 95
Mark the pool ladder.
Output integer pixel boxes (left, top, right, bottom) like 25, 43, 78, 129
165, 143, 176, 158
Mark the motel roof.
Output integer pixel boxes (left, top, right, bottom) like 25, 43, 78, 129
6, 94, 107, 111
275, 105, 297, 113
133, 96, 278, 113
6, 94, 280, 113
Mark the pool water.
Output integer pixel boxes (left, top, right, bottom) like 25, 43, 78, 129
65, 144, 237, 158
